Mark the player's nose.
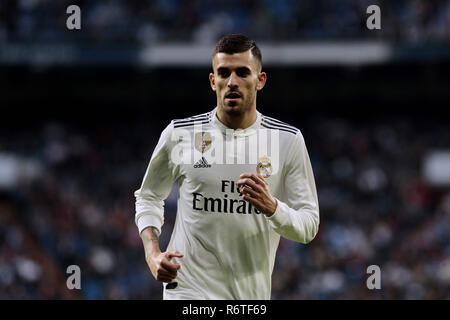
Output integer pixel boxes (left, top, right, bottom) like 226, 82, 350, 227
227, 73, 239, 88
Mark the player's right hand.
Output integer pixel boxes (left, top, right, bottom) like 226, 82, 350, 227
146, 250, 184, 283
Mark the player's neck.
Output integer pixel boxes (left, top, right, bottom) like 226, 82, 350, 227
216, 106, 257, 130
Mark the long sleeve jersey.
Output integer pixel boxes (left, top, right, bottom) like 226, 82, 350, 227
134, 107, 319, 300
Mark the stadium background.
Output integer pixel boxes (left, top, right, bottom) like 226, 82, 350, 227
1, 0, 449, 299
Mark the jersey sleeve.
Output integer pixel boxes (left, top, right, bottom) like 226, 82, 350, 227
134, 122, 177, 236
265, 131, 320, 243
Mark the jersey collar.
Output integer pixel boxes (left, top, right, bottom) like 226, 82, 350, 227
210, 107, 262, 137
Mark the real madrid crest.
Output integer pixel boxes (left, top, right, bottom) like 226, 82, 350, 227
256, 156, 272, 178
194, 131, 212, 154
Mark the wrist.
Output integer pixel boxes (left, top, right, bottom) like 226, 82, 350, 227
145, 245, 161, 262
265, 198, 277, 217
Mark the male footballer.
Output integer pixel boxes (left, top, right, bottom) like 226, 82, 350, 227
135, 34, 319, 299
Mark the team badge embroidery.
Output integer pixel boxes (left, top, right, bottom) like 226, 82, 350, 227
256, 156, 272, 178
194, 132, 212, 168
194, 131, 212, 154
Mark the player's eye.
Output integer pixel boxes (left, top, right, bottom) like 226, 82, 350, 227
218, 69, 230, 78
236, 68, 250, 77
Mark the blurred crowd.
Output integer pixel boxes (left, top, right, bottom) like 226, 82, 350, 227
1, 0, 450, 44
0, 115, 449, 299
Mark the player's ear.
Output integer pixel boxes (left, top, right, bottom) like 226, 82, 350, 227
209, 73, 216, 91
256, 71, 267, 91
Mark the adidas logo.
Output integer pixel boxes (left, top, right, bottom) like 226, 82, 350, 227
194, 157, 211, 168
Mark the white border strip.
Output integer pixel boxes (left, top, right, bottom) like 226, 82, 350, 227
139, 42, 392, 67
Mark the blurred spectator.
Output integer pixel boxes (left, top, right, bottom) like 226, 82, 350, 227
1, 0, 450, 44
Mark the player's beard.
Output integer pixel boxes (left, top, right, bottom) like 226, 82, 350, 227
221, 91, 254, 116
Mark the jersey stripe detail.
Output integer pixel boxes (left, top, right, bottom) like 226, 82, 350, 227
261, 122, 298, 135
176, 113, 210, 122
174, 120, 210, 128
262, 117, 298, 132
263, 115, 293, 126
174, 115, 210, 125
262, 118, 297, 132
190, 112, 211, 119
173, 112, 212, 127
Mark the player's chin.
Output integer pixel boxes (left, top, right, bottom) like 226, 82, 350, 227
225, 99, 237, 106
224, 100, 243, 111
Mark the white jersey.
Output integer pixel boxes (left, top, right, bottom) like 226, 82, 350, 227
134, 107, 319, 300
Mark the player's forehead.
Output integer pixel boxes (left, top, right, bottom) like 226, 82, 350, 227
213, 50, 258, 70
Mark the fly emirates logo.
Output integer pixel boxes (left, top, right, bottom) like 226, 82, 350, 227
192, 180, 261, 214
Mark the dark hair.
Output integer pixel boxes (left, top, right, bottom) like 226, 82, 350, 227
213, 34, 262, 65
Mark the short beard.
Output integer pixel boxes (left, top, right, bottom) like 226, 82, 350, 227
221, 95, 253, 117
223, 106, 243, 117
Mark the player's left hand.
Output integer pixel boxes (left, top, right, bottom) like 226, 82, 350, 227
237, 173, 277, 217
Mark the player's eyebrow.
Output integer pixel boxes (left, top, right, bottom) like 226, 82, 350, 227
217, 66, 251, 74
236, 66, 251, 74
217, 66, 230, 73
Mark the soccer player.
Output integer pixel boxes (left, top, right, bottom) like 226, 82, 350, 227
135, 34, 319, 299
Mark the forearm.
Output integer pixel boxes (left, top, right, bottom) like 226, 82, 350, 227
266, 198, 319, 244
140, 226, 161, 257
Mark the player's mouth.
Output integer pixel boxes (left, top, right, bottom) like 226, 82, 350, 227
225, 91, 242, 102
